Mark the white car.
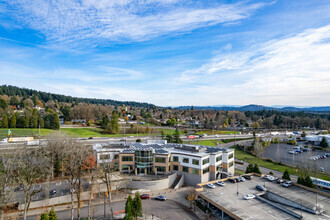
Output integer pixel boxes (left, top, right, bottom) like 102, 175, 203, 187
282, 181, 293, 188
216, 181, 225, 186
206, 183, 215, 189
238, 177, 246, 182
244, 194, 255, 200
288, 151, 297, 155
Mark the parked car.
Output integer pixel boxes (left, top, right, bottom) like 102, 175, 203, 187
243, 175, 253, 180
282, 181, 293, 188
235, 177, 241, 182
140, 194, 150, 199
228, 178, 236, 183
216, 181, 225, 187
155, 195, 166, 201
276, 178, 284, 184
255, 185, 267, 191
206, 183, 216, 189
49, 190, 56, 197
238, 177, 246, 182
244, 194, 256, 200
295, 150, 302, 153
288, 151, 297, 154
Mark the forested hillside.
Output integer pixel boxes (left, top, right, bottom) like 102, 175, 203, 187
0, 85, 329, 132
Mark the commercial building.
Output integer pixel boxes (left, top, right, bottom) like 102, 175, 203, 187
93, 140, 235, 186
306, 134, 330, 145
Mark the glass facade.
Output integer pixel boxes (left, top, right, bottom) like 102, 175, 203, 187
135, 149, 154, 174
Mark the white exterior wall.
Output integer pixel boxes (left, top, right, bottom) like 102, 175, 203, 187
171, 154, 203, 169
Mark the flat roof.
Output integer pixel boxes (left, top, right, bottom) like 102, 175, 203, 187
198, 176, 330, 220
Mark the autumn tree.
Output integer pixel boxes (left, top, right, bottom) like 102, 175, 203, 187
82, 155, 96, 220
0, 156, 14, 220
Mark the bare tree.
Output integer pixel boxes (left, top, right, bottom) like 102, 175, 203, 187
0, 155, 14, 220
98, 164, 115, 220
12, 148, 50, 220
61, 140, 92, 220
82, 154, 97, 220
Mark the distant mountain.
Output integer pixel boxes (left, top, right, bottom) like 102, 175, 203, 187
177, 104, 330, 112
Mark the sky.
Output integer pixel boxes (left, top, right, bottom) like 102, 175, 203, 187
0, 0, 329, 107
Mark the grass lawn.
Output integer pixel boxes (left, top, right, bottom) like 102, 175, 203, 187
195, 130, 239, 135
235, 169, 246, 175
183, 140, 224, 146
0, 128, 55, 139
231, 146, 330, 181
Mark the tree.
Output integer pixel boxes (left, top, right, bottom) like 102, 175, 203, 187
0, 156, 14, 220
136, 138, 141, 143
48, 207, 58, 220
82, 155, 96, 220
315, 117, 322, 129
133, 192, 142, 219
61, 141, 91, 220
1, 115, 8, 128
245, 164, 254, 173
40, 212, 49, 220
173, 128, 182, 143
0, 99, 7, 109
124, 195, 133, 220
186, 191, 195, 209
165, 134, 173, 143
10, 96, 19, 106
100, 115, 110, 129
320, 137, 328, 149
12, 148, 50, 220
252, 164, 261, 174
282, 170, 291, 180
9, 114, 16, 128
161, 130, 165, 140
252, 138, 264, 158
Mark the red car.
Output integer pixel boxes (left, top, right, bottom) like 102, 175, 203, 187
140, 194, 150, 199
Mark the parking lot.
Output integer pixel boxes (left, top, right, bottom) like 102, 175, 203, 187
199, 176, 330, 220
262, 143, 329, 173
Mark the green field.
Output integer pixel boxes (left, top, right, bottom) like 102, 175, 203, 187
0, 128, 55, 139
183, 140, 224, 146
232, 146, 330, 181
0, 127, 179, 139
195, 130, 239, 135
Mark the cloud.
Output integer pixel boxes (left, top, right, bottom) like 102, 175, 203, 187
2, 0, 267, 46
177, 25, 330, 106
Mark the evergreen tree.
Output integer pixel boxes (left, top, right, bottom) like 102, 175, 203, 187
101, 115, 110, 129
315, 117, 322, 129
133, 192, 142, 218
0, 99, 7, 109
110, 112, 120, 133
23, 115, 30, 128
320, 137, 328, 149
173, 128, 182, 143
282, 170, 291, 180
40, 212, 49, 220
10, 96, 19, 106
165, 134, 173, 143
54, 113, 60, 130
1, 115, 8, 128
245, 164, 254, 173
161, 130, 165, 140
124, 195, 133, 220
54, 157, 61, 177
9, 114, 16, 128
304, 176, 314, 188
48, 208, 58, 220
252, 164, 261, 174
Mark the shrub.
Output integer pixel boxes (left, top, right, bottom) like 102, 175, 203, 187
282, 170, 291, 180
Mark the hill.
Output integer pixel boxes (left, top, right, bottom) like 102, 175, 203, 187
0, 85, 155, 108
178, 104, 330, 112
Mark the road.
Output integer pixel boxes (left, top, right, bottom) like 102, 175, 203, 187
26, 199, 199, 220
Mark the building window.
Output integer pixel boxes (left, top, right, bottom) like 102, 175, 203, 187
203, 167, 209, 174
183, 158, 189, 163
192, 159, 199, 165
192, 168, 199, 175
100, 154, 110, 160
173, 165, 179, 171
202, 158, 209, 165
229, 153, 233, 159
182, 166, 189, 173
156, 166, 166, 172
216, 155, 222, 162
122, 156, 133, 161
173, 156, 179, 162
155, 157, 166, 163
114, 154, 119, 159
122, 165, 133, 171
229, 161, 234, 167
